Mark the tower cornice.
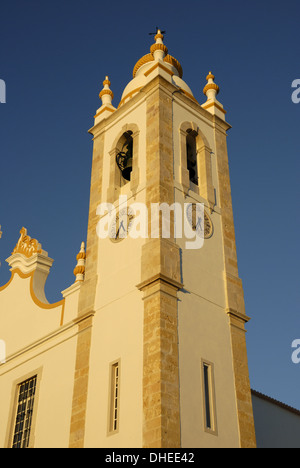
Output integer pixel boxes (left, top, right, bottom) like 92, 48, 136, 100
89, 74, 231, 139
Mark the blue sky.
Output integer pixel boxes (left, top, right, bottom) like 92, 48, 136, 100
1, 0, 299, 411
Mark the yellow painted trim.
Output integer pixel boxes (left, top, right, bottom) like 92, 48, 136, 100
76, 252, 86, 260
133, 54, 183, 79
73, 265, 85, 276
206, 72, 215, 81
103, 77, 111, 86
118, 86, 143, 108
164, 54, 183, 78
144, 61, 174, 78
202, 101, 227, 114
179, 88, 199, 104
99, 89, 114, 100
0, 271, 15, 292
150, 43, 168, 56
203, 83, 220, 96
94, 106, 116, 118
133, 54, 154, 78
0, 269, 65, 326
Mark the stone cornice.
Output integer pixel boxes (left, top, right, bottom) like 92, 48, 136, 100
89, 74, 230, 138
136, 272, 183, 293
226, 307, 251, 324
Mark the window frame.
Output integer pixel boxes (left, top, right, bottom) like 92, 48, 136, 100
107, 359, 121, 436
116, 131, 134, 186
186, 130, 199, 187
201, 359, 218, 436
6, 367, 42, 448
107, 125, 140, 204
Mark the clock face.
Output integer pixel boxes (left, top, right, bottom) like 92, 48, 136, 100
109, 206, 135, 242
186, 203, 213, 239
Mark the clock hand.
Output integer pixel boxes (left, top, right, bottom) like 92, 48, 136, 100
116, 220, 127, 239
195, 217, 203, 231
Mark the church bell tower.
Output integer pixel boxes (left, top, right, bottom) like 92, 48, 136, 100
69, 30, 256, 448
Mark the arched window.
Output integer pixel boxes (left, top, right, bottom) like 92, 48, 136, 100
186, 130, 198, 186
179, 122, 215, 210
107, 125, 140, 204
116, 131, 133, 184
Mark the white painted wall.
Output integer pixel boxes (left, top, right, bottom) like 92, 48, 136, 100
252, 392, 300, 448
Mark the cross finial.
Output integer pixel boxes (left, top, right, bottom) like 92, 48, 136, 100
149, 27, 166, 36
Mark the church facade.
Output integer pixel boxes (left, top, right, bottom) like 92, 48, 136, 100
0, 31, 257, 448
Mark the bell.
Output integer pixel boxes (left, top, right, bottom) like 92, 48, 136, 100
116, 140, 133, 182
121, 157, 133, 181
188, 167, 196, 181
187, 157, 196, 181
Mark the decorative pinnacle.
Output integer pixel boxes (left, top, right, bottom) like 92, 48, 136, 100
73, 241, 86, 283
12, 227, 42, 258
150, 29, 168, 59
99, 75, 114, 105
203, 71, 220, 99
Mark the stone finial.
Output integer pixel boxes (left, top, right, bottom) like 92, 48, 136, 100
150, 29, 168, 60
94, 75, 116, 124
73, 242, 86, 283
203, 71, 220, 100
99, 76, 114, 106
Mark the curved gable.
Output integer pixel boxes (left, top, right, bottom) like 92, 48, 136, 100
0, 269, 64, 358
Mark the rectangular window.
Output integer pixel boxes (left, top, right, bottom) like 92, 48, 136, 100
12, 375, 37, 448
201, 360, 217, 435
203, 364, 212, 429
108, 361, 120, 434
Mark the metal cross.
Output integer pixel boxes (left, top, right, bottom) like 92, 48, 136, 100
149, 27, 166, 36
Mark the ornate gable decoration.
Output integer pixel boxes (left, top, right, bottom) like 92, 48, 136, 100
12, 227, 42, 258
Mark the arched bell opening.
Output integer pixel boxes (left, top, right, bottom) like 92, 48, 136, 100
116, 131, 133, 184
186, 130, 198, 186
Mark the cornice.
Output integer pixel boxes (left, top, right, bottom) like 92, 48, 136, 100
89, 74, 231, 138
136, 272, 183, 293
